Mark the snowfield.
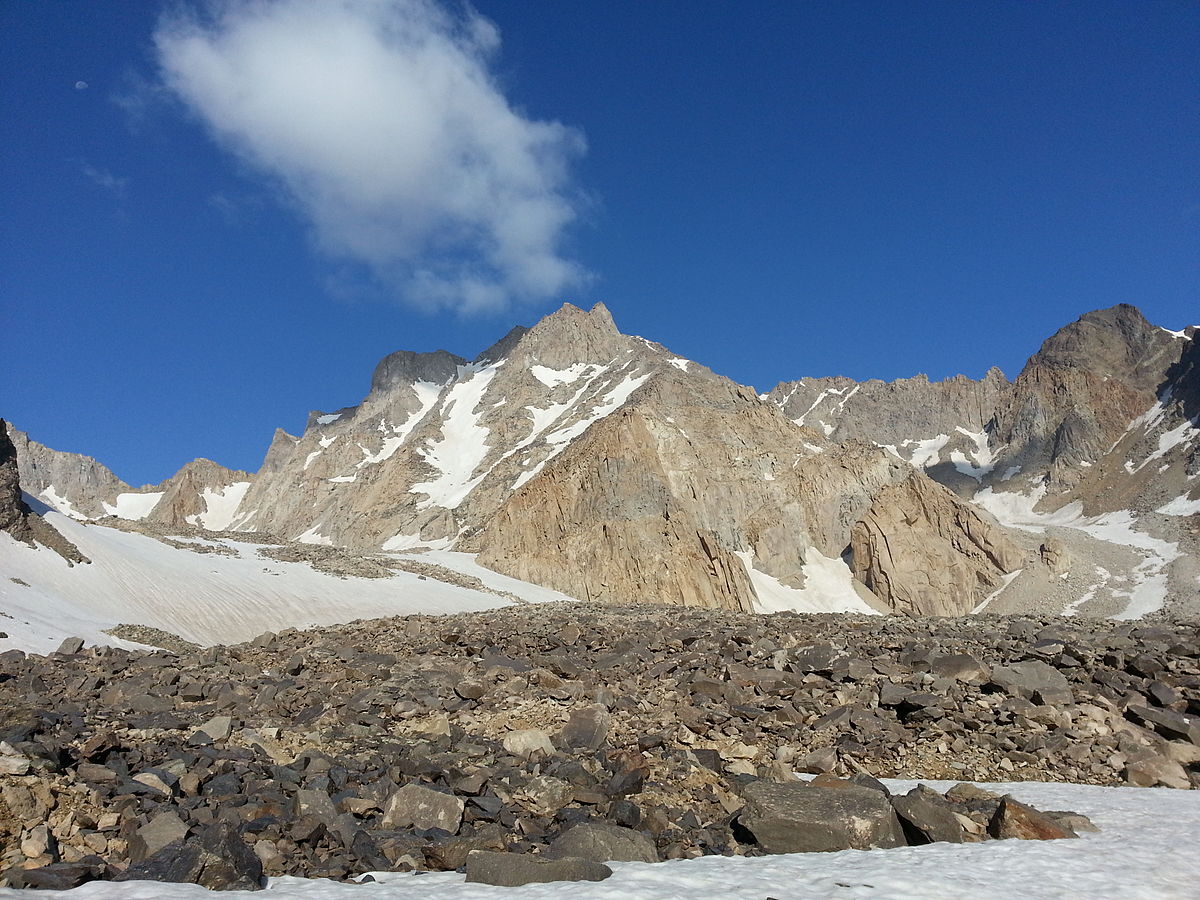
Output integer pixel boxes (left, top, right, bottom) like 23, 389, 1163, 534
3, 780, 1195, 899
0, 510, 563, 653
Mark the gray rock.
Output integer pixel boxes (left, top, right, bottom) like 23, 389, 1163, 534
118, 825, 263, 891
503, 728, 556, 758
294, 788, 339, 824
549, 822, 659, 863
930, 653, 991, 683
465, 850, 612, 887
990, 661, 1073, 705
56, 637, 85, 655
559, 705, 611, 751
891, 785, 965, 844
381, 783, 464, 833
1126, 705, 1200, 745
128, 812, 189, 862
737, 781, 907, 853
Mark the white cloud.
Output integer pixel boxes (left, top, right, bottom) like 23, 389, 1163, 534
154, 0, 588, 314
81, 164, 129, 200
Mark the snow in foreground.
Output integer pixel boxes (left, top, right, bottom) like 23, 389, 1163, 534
7, 780, 1196, 900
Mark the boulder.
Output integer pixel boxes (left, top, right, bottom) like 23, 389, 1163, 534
989, 661, 1073, 706
891, 785, 965, 844
736, 781, 907, 853
988, 797, 1078, 841
118, 825, 263, 891
503, 729, 556, 758
558, 705, 611, 751
465, 850, 611, 887
381, 783, 464, 834
549, 823, 659, 863
128, 812, 189, 862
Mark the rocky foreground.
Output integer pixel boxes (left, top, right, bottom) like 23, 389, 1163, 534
1, 604, 1198, 890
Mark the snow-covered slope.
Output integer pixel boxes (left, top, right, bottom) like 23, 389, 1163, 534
0, 510, 572, 654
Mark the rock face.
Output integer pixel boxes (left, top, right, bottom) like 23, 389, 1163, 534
0, 420, 86, 564
848, 473, 1025, 615
990, 304, 1184, 491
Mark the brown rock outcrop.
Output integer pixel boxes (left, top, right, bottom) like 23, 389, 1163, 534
848, 473, 1024, 615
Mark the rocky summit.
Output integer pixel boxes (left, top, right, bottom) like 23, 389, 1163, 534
8, 601, 1197, 890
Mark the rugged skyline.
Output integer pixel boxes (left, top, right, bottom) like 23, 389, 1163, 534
4, 1, 1198, 485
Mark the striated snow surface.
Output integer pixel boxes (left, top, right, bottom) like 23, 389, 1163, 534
0, 512, 550, 652
6, 780, 1196, 899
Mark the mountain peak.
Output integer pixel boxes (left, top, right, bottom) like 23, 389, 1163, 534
510, 300, 625, 368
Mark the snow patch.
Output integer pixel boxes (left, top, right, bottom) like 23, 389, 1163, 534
529, 363, 597, 388
1157, 493, 1200, 516
102, 492, 164, 521
974, 487, 1180, 618
410, 364, 501, 510
315, 413, 342, 425
668, 357, 689, 371
295, 525, 333, 546
38, 486, 87, 520
739, 548, 879, 615
0, 512, 516, 651
951, 428, 998, 481
185, 482, 250, 531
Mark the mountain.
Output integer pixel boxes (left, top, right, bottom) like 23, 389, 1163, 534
3, 303, 1197, 646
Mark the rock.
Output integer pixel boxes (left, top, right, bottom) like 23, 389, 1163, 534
930, 653, 991, 683
503, 728, 556, 758
891, 785, 965, 844
21, 824, 56, 859
381, 783, 464, 834
849, 473, 1024, 615
549, 823, 659, 863
737, 781, 907, 853
796, 747, 839, 774
558, 705, 611, 751
1126, 705, 1200, 745
0, 741, 31, 776
1, 860, 106, 890
988, 797, 1078, 840
1124, 753, 1192, 789
515, 776, 574, 817
56, 637, 85, 655
128, 812, 189, 862
989, 661, 1073, 706
464, 850, 612, 887
192, 714, 234, 743
118, 825, 263, 891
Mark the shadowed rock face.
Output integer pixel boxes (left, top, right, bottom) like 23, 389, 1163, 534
989, 304, 1185, 490
0, 419, 86, 564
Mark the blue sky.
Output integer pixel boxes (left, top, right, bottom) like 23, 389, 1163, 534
3, 1, 1197, 486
